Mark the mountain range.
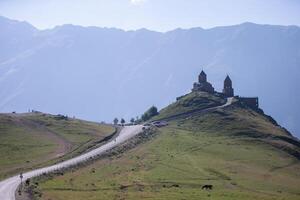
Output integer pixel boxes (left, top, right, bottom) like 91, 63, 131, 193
0, 16, 299, 137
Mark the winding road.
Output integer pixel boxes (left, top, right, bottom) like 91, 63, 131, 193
154, 97, 234, 122
0, 97, 234, 200
0, 125, 144, 200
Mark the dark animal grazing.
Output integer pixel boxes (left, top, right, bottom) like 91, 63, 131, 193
25, 178, 30, 186
202, 184, 213, 190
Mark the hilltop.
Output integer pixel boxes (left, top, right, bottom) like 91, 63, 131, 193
153, 91, 299, 158
0, 112, 115, 180
152, 92, 226, 121
31, 91, 300, 200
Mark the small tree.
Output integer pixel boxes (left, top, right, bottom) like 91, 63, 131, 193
135, 116, 141, 124
130, 118, 135, 123
113, 118, 118, 125
121, 118, 125, 126
148, 106, 158, 116
141, 106, 159, 121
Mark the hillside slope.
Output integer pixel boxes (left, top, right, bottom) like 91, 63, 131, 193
152, 92, 226, 121
0, 112, 115, 180
0, 16, 300, 137
33, 92, 300, 200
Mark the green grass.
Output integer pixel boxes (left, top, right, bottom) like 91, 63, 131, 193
24, 113, 114, 146
152, 91, 226, 121
177, 105, 292, 137
0, 113, 115, 180
35, 102, 300, 200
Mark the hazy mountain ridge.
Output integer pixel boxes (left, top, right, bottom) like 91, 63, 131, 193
0, 16, 299, 137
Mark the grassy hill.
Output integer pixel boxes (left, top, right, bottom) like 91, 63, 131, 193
27, 92, 300, 200
152, 92, 226, 121
0, 112, 115, 180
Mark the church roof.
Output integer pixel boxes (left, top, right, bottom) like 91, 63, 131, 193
200, 70, 206, 76
225, 75, 231, 81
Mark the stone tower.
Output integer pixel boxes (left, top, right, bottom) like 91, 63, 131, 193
223, 75, 234, 97
198, 70, 207, 83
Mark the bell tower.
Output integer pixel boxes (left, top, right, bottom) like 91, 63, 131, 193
198, 70, 207, 83
223, 75, 234, 97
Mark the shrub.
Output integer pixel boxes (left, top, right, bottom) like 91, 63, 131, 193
141, 106, 158, 121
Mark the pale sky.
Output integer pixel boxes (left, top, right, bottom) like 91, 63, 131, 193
0, 0, 299, 31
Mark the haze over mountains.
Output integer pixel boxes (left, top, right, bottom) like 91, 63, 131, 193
0, 16, 299, 137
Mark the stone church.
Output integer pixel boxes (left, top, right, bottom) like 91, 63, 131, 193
192, 70, 234, 97
192, 70, 258, 108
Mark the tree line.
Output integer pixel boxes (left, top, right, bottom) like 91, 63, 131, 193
113, 106, 158, 125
